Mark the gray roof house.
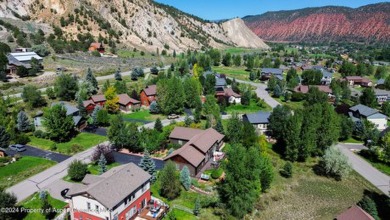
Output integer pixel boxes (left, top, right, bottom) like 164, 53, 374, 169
349, 104, 388, 130
215, 78, 227, 88
374, 89, 390, 104
242, 111, 271, 134
7, 52, 43, 73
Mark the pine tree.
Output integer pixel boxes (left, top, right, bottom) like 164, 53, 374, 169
17, 111, 30, 132
139, 150, 157, 183
98, 153, 107, 174
102, 80, 110, 93
114, 68, 122, 81
193, 197, 201, 216
214, 118, 224, 134
184, 115, 192, 127
85, 67, 98, 94
77, 98, 87, 118
154, 118, 163, 132
0, 126, 10, 148
180, 166, 191, 190
204, 117, 211, 129
91, 105, 101, 125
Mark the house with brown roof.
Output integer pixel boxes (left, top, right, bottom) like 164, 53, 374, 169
336, 205, 375, 220
164, 127, 224, 176
118, 94, 140, 112
67, 163, 153, 220
345, 76, 372, 87
88, 42, 105, 53
216, 87, 241, 104
83, 100, 96, 114
293, 85, 333, 94
90, 95, 106, 107
140, 85, 157, 106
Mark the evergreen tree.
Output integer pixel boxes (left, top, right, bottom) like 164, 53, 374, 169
184, 115, 192, 127
267, 76, 277, 91
259, 154, 274, 192
68, 160, 88, 181
139, 150, 157, 183
114, 68, 122, 81
273, 84, 282, 98
0, 188, 17, 220
0, 126, 10, 148
98, 153, 107, 174
149, 101, 160, 114
85, 67, 98, 93
204, 116, 211, 129
284, 112, 303, 161
180, 166, 191, 190
193, 197, 201, 216
382, 101, 390, 116
360, 88, 377, 108
214, 118, 224, 134
77, 98, 87, 118
91, 105, 101, 126
339, 116, 354, 141
22, 85, 46, 108
160, 161, 181, 200
358, 196, 379, 220
154, 118, 163, 132
194, 103, 202, 123
17, 111, 30, 132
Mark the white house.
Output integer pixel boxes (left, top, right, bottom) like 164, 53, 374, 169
242, 111, 271, 134
349, 104, 388, 131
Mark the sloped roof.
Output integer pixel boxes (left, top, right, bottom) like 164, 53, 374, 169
118, 94, 140, 106
243, 111, 271, 124
91, 95, 106, 103
51, 102, 79, 116
8, 52, 42, 62
293, 85, 332, 94
165, 127, 224, 167
377, 78, 385, 85
224, 88, 241, 98
68, 163, 151, 210
216, 78, 227, 87
261, 68, 283, 75
169, 127, 204, 141
143, 85, 157, 96
336, 205, 375, 220
83, 100, 95, 108
367, 113, 387, 119
350, 104, 378, 117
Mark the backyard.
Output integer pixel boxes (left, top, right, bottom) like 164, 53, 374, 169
212, 66, 249, 81
0, 156, 56, 188
28, 133, 107, 154
225, 98, 272, 114
122, 110, 167, 121
19, 192, 67, 220
275, 97, 304, 110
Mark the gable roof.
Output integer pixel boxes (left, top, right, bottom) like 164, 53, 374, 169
83, 100, 95, 108
165, 127, 224, 167
51, 102, 79, 116
169, 127, 204, 141
377, 78, 385, 85
8, 52, 43, 62
215, 78, 227, 87
118, 94, 140, 106
224, 88, 241, 98
68, 163, 151, 210
91, 95, 106, 103
336, 205, 375, 220
350, 104, 378, 117
143, 85, 157, 96
293, 85, 332, 94
243, 111, 271, 124
261, 68, 283, 75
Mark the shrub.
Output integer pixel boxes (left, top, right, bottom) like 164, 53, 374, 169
14, 134, 30, 145
91, 144, 115, 164
291, 92, 306, 101
68, 160, 88, 181
280, 161, 293, 178
320, 146, 352, 180
69, 144, 83, 154
33, 130, 46, 138
211, 168, 223, 179
0, 157, 11, 163
358, 195, 379, 220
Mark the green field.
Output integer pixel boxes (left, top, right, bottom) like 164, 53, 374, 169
255, 149, 382, 220
122, 110, 166, 121
19, 193, 67, 220
212, 66, 249, 80
223, 47, 261, 55
225, 99, 272, 114
275, 97, 304, 110
28, 133, 107, 154
0, 156, 56, 188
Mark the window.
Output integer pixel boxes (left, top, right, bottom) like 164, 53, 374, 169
87, 202, 91, 210
95, 205, 99, 212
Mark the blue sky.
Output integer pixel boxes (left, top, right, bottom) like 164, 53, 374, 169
154, 0, 387, 20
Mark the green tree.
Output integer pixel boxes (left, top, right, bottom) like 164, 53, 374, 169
32, 44, 50, 57
16, 65, 29, 77
305, 86, 328, 105
280, 161, 293, 178
22, 85, 46, 108
203, 95, 220, 126
96, 109, 110, 126
160, 161, 181, 200
149, 101, 160, 114
29, 57, 41, 76
139, 150, 157, 183
17, 111, 30, 132
102, 80, 110, 93
85, 67, 98, 94
0, 126, 10, 148
316, 104, 341, 155
42, 104, 75, 142
384, 75, 390, 90
68, 160, 88, 181
46, 87, 56, 99
233, 54, 241, 66
222, 52, 232, 66
339, 116, 354, 141
180, 166, 191, 190
0, 188, 17, 220
204, 74, 216, 95
259, 154, 274, 192
320, 146, 352, 180
154, 118, 163, 132
267, 76, 277, 91
114, 68, 122, 81
301, 70, 322, 85
286, 68, 299, 88
157, 77, 185, 114
114, 80, 128, 95
358, 196, 379, 220
208, 49, 221, 66
107, 115, 125, 147
183, 77, 201, 108
339, 61, 357, 77
273, 58, 281, 68
98, 153, 107, 174
77, 98, 87, 118
382, 101, 390, 116
54, 74, 78, 101
104, 86, 119, 113
356, 63, 367, 76
284, 111, 303, 161
214, 118, 224, 134
360, 88, 377, 108
193, 197, 201, 216
76, 81, 95, 100
269, 105, 291, 141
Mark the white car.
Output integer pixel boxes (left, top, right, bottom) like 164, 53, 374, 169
9, 144, 26, 152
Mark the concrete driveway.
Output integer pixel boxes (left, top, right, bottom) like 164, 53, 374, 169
5, 145, 70, 163
337, 143, 390, 196
234, 79, 280, 109
44, 179, 75, 201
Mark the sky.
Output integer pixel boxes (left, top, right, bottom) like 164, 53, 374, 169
154, 0, 387, 20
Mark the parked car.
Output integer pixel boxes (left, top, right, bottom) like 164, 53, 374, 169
168, 114, 179, 119
9, 144, 26, 152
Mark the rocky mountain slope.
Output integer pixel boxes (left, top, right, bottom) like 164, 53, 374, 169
0, 0, 268, 52
243, 3, 390, 44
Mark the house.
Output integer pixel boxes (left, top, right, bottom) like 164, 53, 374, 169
345, 76, 372, 87
260, 68, 283, 80
349, 104, 388, 131
165, 127, 225, 176
7, 52, 43, 74
83, 100, 96, 114
90, 95, 106, 107
0, 148, 7, 157
374, 89, 390, 105
68, 163, 154, 220
375, 78, 385, 89
215, 87, 241, 104
242, 111, 271, 134
88, 42, 105, 53
320, 69, 333, 85
293, 85, 333, 94
118, 94, 140, 112
140, 85, 157, 106
215, 77, 227, 89
336, 205, 375, 220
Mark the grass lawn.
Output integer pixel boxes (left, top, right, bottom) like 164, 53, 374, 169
341, 137, 363, 144
63, 162, 121, 182
0, 156, 56, 188
28, 133, 107, 155
212, 66, 249, 81
122, 110, 166, 121
19, 192, 67, 220
170, 209, 197, 220
223, 47, 261, 55
254, 148, 383, 220
225, 99, 272, 114
275, 97, 304, 110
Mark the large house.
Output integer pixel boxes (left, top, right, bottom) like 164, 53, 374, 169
67, 163, 155, 220
7, 52, 43, 74
242, 111, 271, 135
90, 95, 106, 107
349, 104, 388, 130
374, 89, 390, 105
293, 85, 333, 94
345, 76, 372, 87
140, 85, 157, 106
165, 127, 224, 176
216, 87, 241, 104
118, 94, 140, 112
260, 68, 283, 80
336, 205, 374, 220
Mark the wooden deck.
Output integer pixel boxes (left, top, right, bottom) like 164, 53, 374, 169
135, 206, 167, 220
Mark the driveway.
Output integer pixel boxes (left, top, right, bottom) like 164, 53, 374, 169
234, 79, 280, 109
113, 152, 165, 170
44, 179, 75, 201
337, 143, 390, 196
5, 145, 70, 163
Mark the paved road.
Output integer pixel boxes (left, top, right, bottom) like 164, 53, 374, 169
234, 79, 280, 109
337, 143, 390, 196
5, 145, 70, 163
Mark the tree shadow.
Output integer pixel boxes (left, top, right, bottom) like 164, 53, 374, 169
362, 190, 390, 219
312, 161, 342, 181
